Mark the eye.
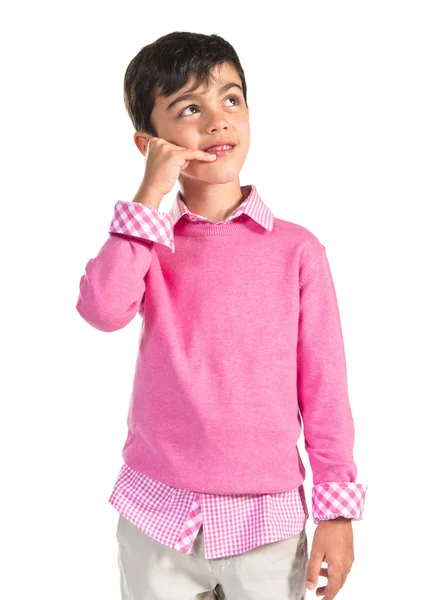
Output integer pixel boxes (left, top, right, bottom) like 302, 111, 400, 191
178, 94, 242, 118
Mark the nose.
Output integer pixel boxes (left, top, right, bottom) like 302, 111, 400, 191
205, 113, 230, 133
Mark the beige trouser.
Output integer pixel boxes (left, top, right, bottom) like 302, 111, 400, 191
117, 513, 309, 599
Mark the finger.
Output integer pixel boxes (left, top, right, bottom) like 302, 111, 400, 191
306, 552, 324, 590
313, 568, 328, 597
180, 148, 218, 161
323, 568, 343, 600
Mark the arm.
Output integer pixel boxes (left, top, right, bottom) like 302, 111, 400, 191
75, 200, 174, 331
297, 240, 367, 597
297, 241, 367, 522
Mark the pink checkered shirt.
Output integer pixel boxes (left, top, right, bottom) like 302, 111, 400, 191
105, 184, 367, 559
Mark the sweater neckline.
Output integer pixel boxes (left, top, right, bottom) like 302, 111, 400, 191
175, 214, 261, 236
170, 184, 275, 236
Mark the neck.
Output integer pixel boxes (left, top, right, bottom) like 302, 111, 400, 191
178, 178, 245, 224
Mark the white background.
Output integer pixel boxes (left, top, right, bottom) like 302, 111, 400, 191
1, 1, 438, 598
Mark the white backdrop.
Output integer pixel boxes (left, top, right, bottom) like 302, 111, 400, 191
1, 1, 438, 599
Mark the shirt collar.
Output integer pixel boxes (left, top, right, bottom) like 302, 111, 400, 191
168, 184, 274, 231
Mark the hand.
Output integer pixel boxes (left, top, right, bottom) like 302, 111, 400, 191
306, 517, 354, 599
137, 136, 217, 204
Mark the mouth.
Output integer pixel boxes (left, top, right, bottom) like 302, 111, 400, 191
204, 143, 236, 158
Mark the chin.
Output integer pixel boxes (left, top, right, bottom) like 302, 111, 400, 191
191, 161, 246, 183
183, 168, 242, 185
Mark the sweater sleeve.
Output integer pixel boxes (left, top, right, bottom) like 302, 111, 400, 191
297, 241, 367, 523
75, 200, 174, 331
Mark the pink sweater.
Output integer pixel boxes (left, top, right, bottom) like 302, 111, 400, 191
77, 184, 366, 553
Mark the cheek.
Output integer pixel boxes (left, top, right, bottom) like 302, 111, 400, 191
235, 119, 250, 142
160, 126, 197, 150
172, 130, 199, 150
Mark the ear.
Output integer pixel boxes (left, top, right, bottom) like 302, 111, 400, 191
133, 132, 152, 156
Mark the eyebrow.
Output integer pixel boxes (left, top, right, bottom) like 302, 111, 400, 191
166, 82, 243, 112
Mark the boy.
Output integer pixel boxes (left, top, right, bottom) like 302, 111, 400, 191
76, 31, 367, 600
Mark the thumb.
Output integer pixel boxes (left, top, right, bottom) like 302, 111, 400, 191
306, 551, 323, 590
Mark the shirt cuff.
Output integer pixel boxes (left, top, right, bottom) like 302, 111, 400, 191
108, 200, 175, 253
311, 482, 367, 524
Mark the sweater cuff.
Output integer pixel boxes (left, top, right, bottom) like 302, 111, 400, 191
109, 200, 175, 253
311, 482, 367, 524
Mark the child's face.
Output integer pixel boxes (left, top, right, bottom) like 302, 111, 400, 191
137, 62, 250, 185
